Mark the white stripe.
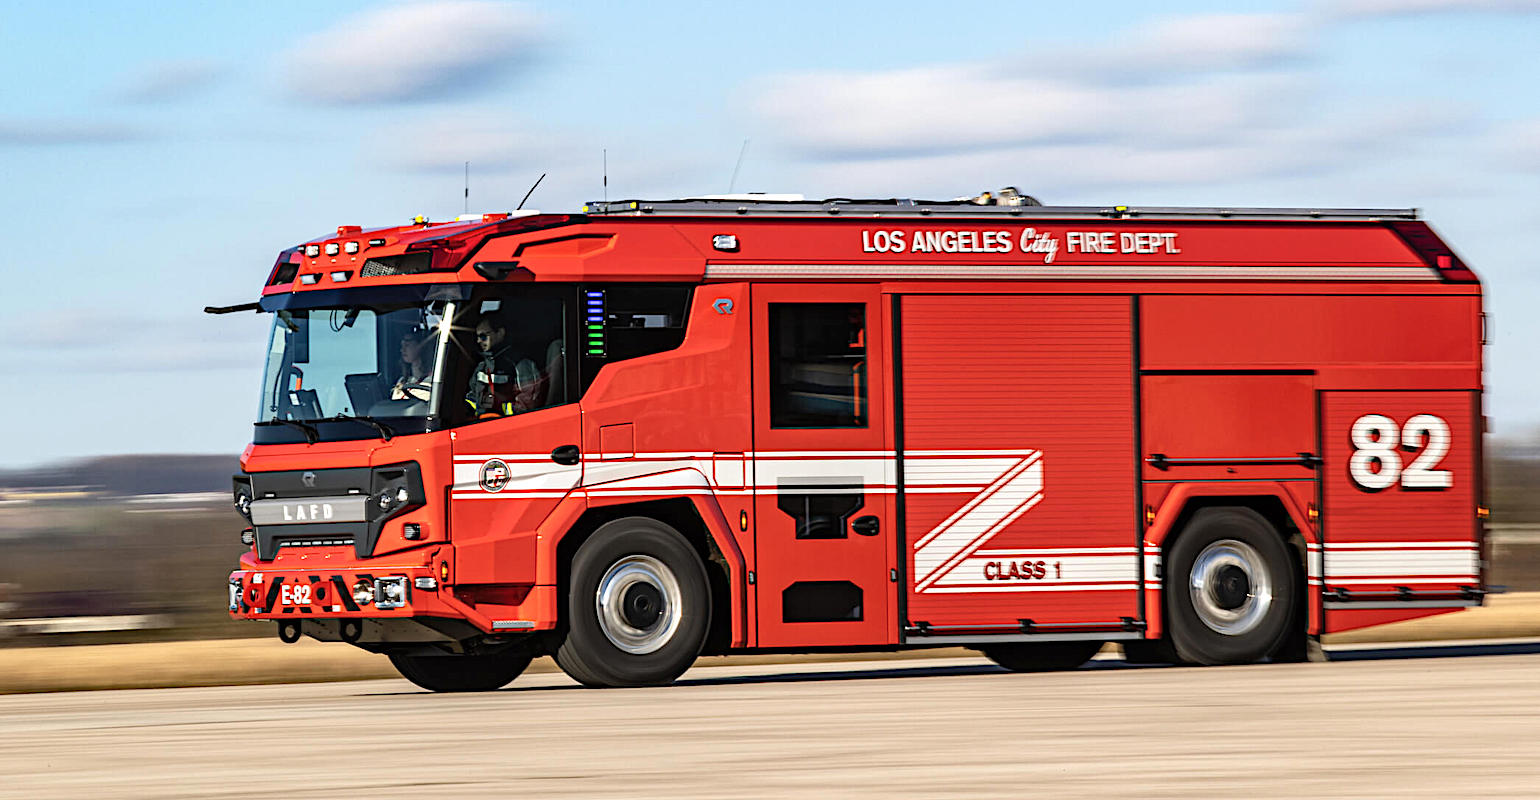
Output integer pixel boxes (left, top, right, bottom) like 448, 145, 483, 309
1324, 541, 1476, 550
453, 454, 557, 463
975, 547, 1139, 556
1324, 577, 1476, 585
905, 449, 1040, 457
451, 460, 579, 495
706, 263, 1436, 281
915, 456, 1044, 589
923, 583, 1139, 594
1325, 549, 1478, 578
755, 457, 893, 487
749, 450, 896, 458
913, 453, 1038, 551
451, 492, 571, 500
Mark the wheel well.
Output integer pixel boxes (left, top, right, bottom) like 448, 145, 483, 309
554, 498, 734, 655
1159, 495, 1309, 656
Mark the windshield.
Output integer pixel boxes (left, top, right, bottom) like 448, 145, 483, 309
258, 302, 454, 426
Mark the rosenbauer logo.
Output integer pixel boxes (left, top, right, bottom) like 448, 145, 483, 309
479, 459, 512, 492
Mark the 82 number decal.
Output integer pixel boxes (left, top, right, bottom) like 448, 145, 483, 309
1349, 413, 1453, 491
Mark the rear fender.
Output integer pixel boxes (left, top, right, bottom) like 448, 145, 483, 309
1143, 482, 1320, 639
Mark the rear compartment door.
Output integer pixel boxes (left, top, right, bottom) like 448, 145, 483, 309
1320, 391, 1481, 611
899, 294, 1139, 635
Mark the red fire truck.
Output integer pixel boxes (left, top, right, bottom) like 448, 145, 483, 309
219, 192, 1487, 690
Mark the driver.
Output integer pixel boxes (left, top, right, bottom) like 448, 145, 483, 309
468, 313, 545, 417
391, 327, 434, 402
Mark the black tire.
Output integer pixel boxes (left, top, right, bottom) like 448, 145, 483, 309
389, 650, 532, 692
553, 517, 711, 688
979, 641, 1103, 672
1166, 507, 1297, 666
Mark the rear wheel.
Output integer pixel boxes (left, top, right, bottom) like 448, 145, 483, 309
1166, 507, 1297, 665
554, 517, 711, 688
389, 649, 532, 692
979, 641, 1103, 672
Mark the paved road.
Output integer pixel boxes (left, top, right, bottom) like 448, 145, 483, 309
3, 643, 1538, 799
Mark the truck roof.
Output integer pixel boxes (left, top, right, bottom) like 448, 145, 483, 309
256, 194, 1476, 296
582, 196, 1421, 222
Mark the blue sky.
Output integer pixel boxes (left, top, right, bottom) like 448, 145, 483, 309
2, 0, 1538, 467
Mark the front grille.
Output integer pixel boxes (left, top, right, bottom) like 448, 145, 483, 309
277, 537, 356, 549
361, 252, 431, 276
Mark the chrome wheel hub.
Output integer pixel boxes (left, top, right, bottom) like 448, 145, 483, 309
1189, 539, 1273, 636
595, 555, 683, 654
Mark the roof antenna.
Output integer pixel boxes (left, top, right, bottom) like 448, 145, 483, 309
516, 172, 546, 210
463, 161, 469, 214
602, 148, 608, 204
727, 139, 750, 193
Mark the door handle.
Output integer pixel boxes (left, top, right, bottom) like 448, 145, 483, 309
851, 515, 880, 536
551, 445, 581, 466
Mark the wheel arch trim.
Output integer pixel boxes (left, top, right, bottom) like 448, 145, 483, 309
1142, 482, 1320, 640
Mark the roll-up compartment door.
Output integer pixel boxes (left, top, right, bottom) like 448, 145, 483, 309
900, 295, 1138, 631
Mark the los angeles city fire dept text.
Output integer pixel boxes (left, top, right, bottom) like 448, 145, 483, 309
861, 228, 1181, 263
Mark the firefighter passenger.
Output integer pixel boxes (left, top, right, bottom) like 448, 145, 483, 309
468, 313, 544, 417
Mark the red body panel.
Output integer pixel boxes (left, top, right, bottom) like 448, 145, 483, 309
231, 209, 1485, 652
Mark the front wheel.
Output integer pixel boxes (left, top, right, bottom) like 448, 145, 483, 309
554, 517, 711, 688
1166, 507, 1297, 665
389, 649, 532, 692
979, 641, 1103, 672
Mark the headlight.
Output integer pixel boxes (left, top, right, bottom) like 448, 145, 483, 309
361, 462, 426, 558
352, 580, 374, 606
375, 576, 408, 610
232, 476, 254, 522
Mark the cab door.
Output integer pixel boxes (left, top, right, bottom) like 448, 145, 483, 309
447, 288, 581, 587
751, 284, 896, 647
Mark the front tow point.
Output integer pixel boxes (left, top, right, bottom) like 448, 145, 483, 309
278, 620, 302, 643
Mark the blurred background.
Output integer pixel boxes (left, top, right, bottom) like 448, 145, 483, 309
1, 0, 1537, 646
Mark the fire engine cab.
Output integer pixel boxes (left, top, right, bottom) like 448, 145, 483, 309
220, 191, 1487, 690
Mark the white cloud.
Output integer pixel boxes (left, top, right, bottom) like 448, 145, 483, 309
1081, 13, 1311, 74
1325, 0, 1540, 18
755, 67, 1311, 161
113, 60, 225, 104
747, 10, 1486, 193
0, 118, 148, 146
283, 1, 543, 105
751, 11, 1326, 166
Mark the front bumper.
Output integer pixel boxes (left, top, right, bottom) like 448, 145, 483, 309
227, 564, 559, 635
229, 566, 444, 619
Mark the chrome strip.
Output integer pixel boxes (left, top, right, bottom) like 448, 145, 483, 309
250, 495, 369, 525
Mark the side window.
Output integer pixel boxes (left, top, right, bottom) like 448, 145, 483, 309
769, 303, 867, 428
458, 290, 570, 422
578, 284, 694, 395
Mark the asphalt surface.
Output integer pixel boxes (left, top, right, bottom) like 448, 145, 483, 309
2, 642, 1538, 799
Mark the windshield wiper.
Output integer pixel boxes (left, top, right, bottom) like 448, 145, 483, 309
258, 418, 318, 444
333, 415, 395, 441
